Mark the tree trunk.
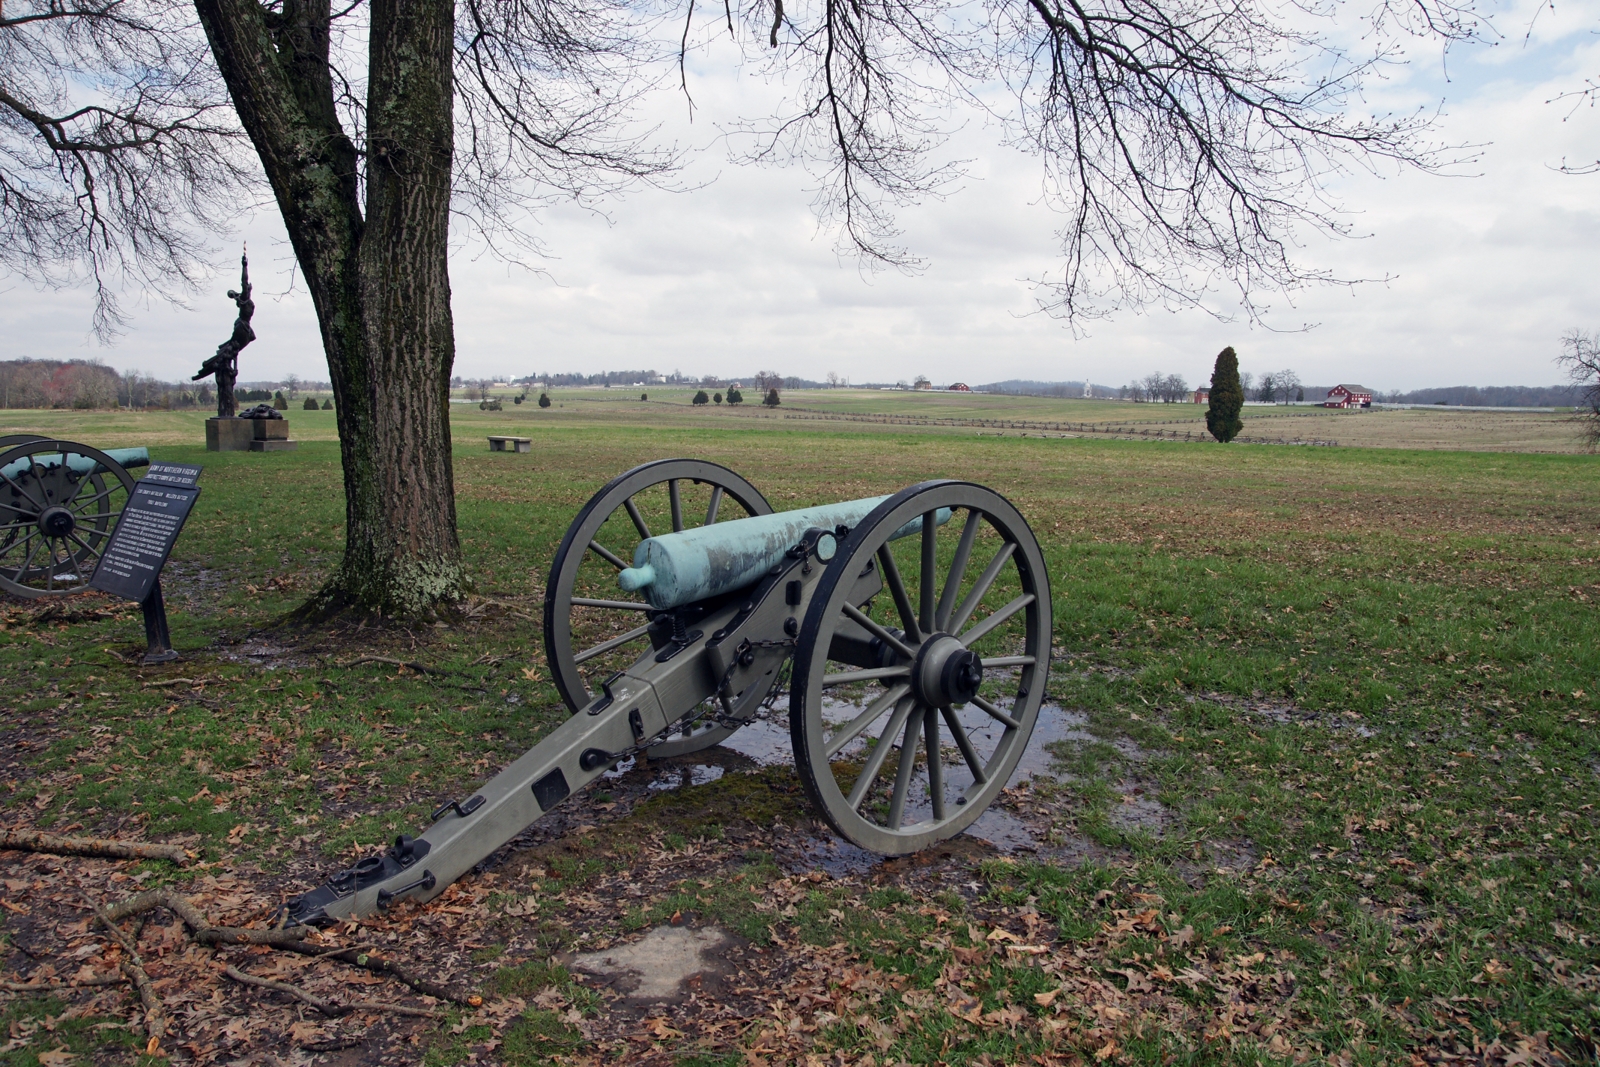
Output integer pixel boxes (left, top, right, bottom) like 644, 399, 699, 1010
193, 0, 463, 617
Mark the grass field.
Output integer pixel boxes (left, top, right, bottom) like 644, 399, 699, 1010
434, 387, 1588, 454
0, 402, 1596, 1066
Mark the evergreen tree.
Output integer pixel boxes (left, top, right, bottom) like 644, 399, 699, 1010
1206, 347, 1244, 443
763, 388, 781, 407
538, 393, 551, 408
693, 390, 710, 405
714, 392, 723, 404
727, 387, 743, 405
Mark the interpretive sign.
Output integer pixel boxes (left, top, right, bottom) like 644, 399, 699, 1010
142, 462, 203, 488
90, 465, 203, 664
91, 480, 201, 603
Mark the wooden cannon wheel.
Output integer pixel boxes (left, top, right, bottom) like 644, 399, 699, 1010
790, 481, 1053, 853
542, 459, 774, 757
0, 439, 136, 599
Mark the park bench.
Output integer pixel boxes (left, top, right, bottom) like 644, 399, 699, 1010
487, 435, 531, 453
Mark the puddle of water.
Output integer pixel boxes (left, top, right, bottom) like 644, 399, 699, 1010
647, 764, 725, 790
718, 702, 1091, 786
966, 808, 1037, 851
718, 718, 791, 767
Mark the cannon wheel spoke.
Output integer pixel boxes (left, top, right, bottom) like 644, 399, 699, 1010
0, 441, 134, 599
791, 482, 1052, 856
543, 461, 774, 761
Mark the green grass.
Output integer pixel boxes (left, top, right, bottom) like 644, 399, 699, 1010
0, 403, 1597, 1064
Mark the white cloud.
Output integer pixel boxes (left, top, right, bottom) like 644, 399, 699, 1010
3, 9, 1597, 393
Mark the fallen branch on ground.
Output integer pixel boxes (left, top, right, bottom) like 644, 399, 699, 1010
224, 966, 440, 1018
0, 830, 190, 865
1, 974, 127, 993
225, 965, 341, 1014
93, 906, 166, 1051
343, 655, 432, 674
141, 678, 199, 689
103, 889, 474, 1005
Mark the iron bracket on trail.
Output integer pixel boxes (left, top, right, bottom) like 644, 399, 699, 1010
287, 459, 1052, 925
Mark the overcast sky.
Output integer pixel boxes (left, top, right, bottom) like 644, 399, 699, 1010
2, 0, 1597, 393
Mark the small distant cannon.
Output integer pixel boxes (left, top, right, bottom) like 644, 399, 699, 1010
0, 437, 149, 598
288, 460, 1051, 924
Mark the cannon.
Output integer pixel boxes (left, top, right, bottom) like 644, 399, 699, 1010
286, 460, 1051, 925
0, 437, 148, 598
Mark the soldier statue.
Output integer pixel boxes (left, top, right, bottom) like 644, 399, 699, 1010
193, 252, 255, 418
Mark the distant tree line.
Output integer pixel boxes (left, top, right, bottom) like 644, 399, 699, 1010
0, 360, 340, 410
980, 380, 1102, 398
1377, 384, 1580, 407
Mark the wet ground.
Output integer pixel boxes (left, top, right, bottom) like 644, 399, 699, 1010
587, 698, 1178, 876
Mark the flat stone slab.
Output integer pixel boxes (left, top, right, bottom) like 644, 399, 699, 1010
571, 924, 732, 1002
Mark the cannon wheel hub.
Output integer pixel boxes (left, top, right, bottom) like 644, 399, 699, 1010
38, 506, 76, 538
911, 633, 982, 708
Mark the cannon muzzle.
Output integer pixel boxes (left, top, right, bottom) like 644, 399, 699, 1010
617, 496, 951, 610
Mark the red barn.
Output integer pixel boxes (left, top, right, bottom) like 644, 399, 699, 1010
948, 383, 971, 392
1324, 384, 1373, 409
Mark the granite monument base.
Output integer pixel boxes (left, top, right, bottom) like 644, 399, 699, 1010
206, 417, 255, 451
248, 418, 297, 452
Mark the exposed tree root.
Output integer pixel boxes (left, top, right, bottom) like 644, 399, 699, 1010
0, 830, 190, 865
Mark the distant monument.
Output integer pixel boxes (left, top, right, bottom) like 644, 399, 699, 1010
196, 252, 294, 452
193, 251, 255, 418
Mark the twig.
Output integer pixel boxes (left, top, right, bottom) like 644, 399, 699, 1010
279, 942, 467, 1004
224, 966, 439, 1018
141, 678, 199, 689
346, 1000, 438, 1018
0, 829, 190, 865
225, 964, 342, 1015
343, 655, 432, 674
1, 974, 127, 993
102, 889, 475, 1005
93, 906, 166, 1050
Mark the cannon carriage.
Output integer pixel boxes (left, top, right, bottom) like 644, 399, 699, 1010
290, 458, 1052, 923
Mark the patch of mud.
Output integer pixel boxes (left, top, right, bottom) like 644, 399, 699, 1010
966, 808, 1038, 851
773, 833, 882, 878
157, 560, 232, 616
1107, 788, 1177, 834
215, 637, 316, 670
570, 923, 742, 1004
1199, 690, 1377, 735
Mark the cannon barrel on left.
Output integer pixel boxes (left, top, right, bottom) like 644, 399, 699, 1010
285, 460, 1051, 926
0, 446, 149, 481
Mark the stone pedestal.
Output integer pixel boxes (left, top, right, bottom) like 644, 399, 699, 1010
206, 417, 255, 451
248, 419, 297, 452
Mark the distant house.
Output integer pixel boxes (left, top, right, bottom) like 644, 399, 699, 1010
1193, 388, 1209, 404
1324, 384, 1373, 409
948, 382, 971, 392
